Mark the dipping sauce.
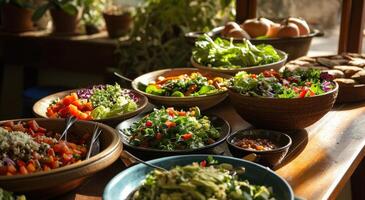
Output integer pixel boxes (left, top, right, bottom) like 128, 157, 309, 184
234, 138, 278, 151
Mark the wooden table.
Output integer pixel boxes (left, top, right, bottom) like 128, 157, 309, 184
59, 100, 365, 200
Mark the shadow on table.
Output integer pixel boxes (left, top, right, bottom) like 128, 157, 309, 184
274, 129, 309, 170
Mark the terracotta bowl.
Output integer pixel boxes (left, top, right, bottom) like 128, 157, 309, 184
228, 83, 339, 130
33, 89, 148, 126
190, 49, 288, 75
131, 68, 231, 110
0, 118, 122, 199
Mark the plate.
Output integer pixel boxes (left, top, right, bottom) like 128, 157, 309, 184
33, 88, 148, 125
103, 155, 295, 200
132, 68, 230, 110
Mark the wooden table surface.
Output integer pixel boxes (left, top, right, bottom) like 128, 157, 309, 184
57, 100, 365, 200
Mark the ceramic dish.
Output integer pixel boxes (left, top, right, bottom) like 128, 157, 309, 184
228, 82, 339, 130
33, 88, 148, 125
116, 113, 230, 160
131, 68, 231, 110
103, 155, 295, 200
0, 118, 122, 198
190, 49, 288, 75
227, 129, 292, 168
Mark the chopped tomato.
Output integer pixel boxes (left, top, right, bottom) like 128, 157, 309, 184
145, 120, 153, 127
178, 111, 186, 116
299, 88, 308, 98
182, 133, 193, 140
26, 163, 36, 173
250, 74, 257, 79
166, 108, 175, 116
17, 160, 26, 167
7, 164, 17, 174
84, 102, 93, 111
62, 94, 77, 106
19, 166, 28, 175
28, 120, 40, 132
155, 132, 162, 140
200, 160, 207, 167
165, 121, 176, 128
72, 99, 85, 110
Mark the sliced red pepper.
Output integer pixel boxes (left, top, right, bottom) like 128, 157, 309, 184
28, 120, 39, 132
299, 88, 308, 98
19, 166, 28, 175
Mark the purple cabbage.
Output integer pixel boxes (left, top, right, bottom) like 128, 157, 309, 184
321, 81, 333, 92
76, 85, 106, 99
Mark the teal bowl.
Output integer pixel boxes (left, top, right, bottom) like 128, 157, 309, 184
103, 155, 294, 200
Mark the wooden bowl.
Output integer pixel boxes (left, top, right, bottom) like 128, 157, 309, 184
228, 83, 339, 130
0, 118, 122, 199
116, 113, 230, 160
336, 84, 365, 103
131, 68, 231, 110
33, 89, 148, 126
227, 129, 292, 168
190, 50, 288, 75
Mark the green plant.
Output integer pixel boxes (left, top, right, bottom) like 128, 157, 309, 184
0, 0, 34, 8
32, 0, 82, 21
116, 0, 235, 78
82, 0, 105, 26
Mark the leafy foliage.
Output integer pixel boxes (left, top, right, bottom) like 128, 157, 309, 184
32, 0, 82, 21
82, 0, 105, 26
116, 0, 235, 78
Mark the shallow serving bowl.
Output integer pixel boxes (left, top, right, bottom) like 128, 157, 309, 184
116, 113, 230, 160
227, 129, 292, 168
0, 118, 122, 199
228, 83, 339, 130
103, 155, 295, 200
131, 68, 231, 110
191, 49, 288, 75
33, 88, 148, 125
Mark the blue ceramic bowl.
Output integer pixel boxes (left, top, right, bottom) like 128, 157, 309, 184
103, 155, 294, 200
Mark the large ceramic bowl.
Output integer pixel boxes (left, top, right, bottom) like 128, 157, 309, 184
191, 49, 288, 75
103, 155, 295, 200
131, 68, 231, 110
116, 113, 230, 160
0, 118, 122, 199
33, 88, 148, 125
228, 83, 339, 130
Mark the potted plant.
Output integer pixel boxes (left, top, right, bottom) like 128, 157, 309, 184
0, 0, 35, 32
103, 5, 132, 38
32, 0, 83, 34
82, 0, 105, 35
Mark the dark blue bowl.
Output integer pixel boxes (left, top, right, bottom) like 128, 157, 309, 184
103, 154, 294, 200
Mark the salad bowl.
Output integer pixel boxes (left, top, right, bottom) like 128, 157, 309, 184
116, 110, 230, 160
33, 88, 148, 125
104, 155, 295, 200
131, 68, 231, 110
228, 83, 339, 130
0, 118, 122, 198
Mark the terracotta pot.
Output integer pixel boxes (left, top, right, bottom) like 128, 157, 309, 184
103, 12, 132, 38
1, 4, 34, 32
50, 9, 81, 34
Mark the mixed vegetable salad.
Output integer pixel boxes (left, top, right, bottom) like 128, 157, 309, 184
0, 188, 25, 200
132, 156, 275, 200
125, 107, 220, 150
229, 68, 335, 98
145, 72, 227, 97
47, 83, 138, 120
0, 120, 88, 176
192, 34, 281, 69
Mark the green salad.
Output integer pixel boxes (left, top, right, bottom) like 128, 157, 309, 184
229, 68, 335, 98
145, 72, 227, 97
0, 188, 26, 200
192, 34, 281, 69
132, 157, 275, 200
125, 107, 220, 150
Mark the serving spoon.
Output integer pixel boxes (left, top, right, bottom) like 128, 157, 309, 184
120, 151, 168, 172
113, 72, 148, 90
